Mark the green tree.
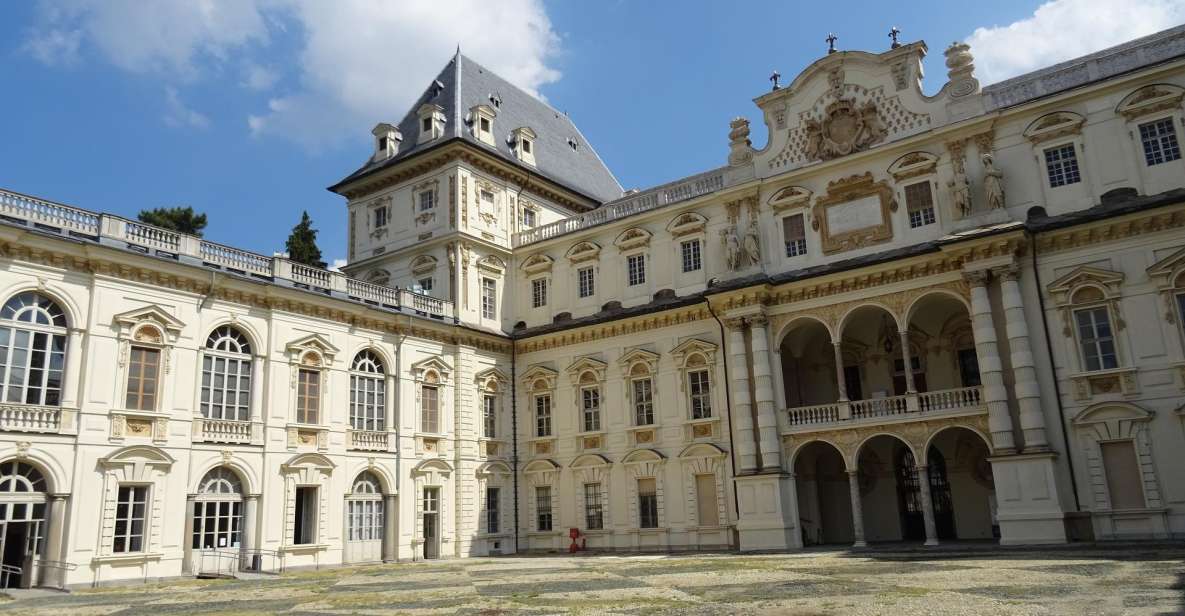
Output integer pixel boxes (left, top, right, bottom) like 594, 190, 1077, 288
285, 210, 324, 267
137, 206, 208, 236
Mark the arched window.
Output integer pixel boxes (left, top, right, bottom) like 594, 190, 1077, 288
0, 292, 67, 406
345, 471, 384, 561
193, 467, 243, 550
201, 326, 254, 421
0, 460, 46, 493
350, 350, 386, 432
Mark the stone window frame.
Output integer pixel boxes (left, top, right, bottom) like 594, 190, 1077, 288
410, 458, 453, 554
1117, 84, 1185, 171
522, 459, 560, 534
570, 454, 612, 532
412, 179, 440, 227
475, 367, 509, 452
512, 126, 537, 167
279, 453, 335, 553
284, 334, 338, 433
567, 357, 608, 441
1071, 402, 1163, 512
111, 306, 184, 443
678, 443, 729, 529
469, 104, 497, 146
887, 151, 940, 229
197, 322, 263, 425
671, 339, 720, 431
778, 210, 809, 260
1047, 266, 1138, 401
521, 365, 559, 451
622, 448, 666, 532
614, 227, 652, 290
94, 445, 175, 563
530, 276, 549, 309
475, 461, 512, 538
667, 213, 708, 277
618, 348, 660, 431
411, 357, 452, 438
417, 103, 445, 144
566, 242, 601, 304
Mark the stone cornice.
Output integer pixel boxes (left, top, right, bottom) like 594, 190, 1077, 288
1033, 201, 1185, 254
514, 304, 714, 354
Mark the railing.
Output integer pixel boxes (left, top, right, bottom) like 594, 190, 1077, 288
290, 262, 332, 290
784, 386, 986, 430
918, 386, 983, 412
787, 402, 843, 426
0, 404, 61, 433
347, 278, 401, 306
125, 221, 182, 252
196, 549, 284, 578
851, 394, 911, 420
35, 560, 77, 590
400, 289, 449, 317
349, 429, 389, 451
0, 564, 21, 588
195, 418, 252, 444
200, 240, 273, 276
513, 168, 726, 246
0, 189, 100, 235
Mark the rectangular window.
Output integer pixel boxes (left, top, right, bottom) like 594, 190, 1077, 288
113, 485, 148, 553
418, 190, 435, 211
421, 117, 432, 133
421, 385, 439, 433
688, 369, 712, 419
349, 373, 385, 431
125, 346, 160, 411
522, 208, 536, 228
483, 394, 496, 438
479, 117, 490, 133
581, 386, 601, 432
531, 278, 548, 308
695, 474, 719, 526
632, 378, 654, 425
378, 136, 389, 151
297, 368, 320, 424
535, 486, 552, 531
1044, 144, 1081, 187
904, 181, 936, 228
481, 277, 497, 320
1100, 440, 1145, 509
522, 138, 532, 154
374, 206, 387, 228
627, 254, 646, 286
957, 348, 982, 388
577, 267, 595, 298
417, 277, 434, 293
293, 486, 318, 545
638, 478, 658, 529
782, 214, 807, 257
584, 483, 603, 530
534, 393, 552, 437
681, 239, 702, 273
1139, 117, 1181, 166
1075, 307, 1118, 371
485, 487, 500, 534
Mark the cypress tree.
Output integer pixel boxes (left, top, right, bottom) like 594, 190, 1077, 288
285, 210, 325, 267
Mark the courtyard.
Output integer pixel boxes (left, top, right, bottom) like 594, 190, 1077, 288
1, 546, 1182, 615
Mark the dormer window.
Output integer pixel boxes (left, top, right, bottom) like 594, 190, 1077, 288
371, 123, 401, 161
470, 105, 496, 146
417, 104, 444, 145
512, 127, 537, 166
480, 117, 490, 132
421, 118, 431, 132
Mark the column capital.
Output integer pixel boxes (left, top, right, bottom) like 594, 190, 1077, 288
845, 469, 860, 477
245, 493, 261, 501
748, 314, 769, 328
992, 263, 1021, 282
962, 268, 991, 287
50, 492, 70, 502
724, 317, 748, 332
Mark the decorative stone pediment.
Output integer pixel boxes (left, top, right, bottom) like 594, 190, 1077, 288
678, 442, 727, 459
285, 333, 339, 365
1116, 84, 1185, 120
565, 241, 601, 263
621, 448, 665, 465
99, 445, 175, 470
521, 365, 558, 390
767, 186, 812, 210
411, 356, 451, 382
569, 453, 611, 468
113, 305, 185, 342
1023, 111, 1086, 144
476, 460, 512, 477
566, 356, 607, 383
520, 253, 554, 274
613, 227, 653, 251
410, 255, 437, 276
810, 172, 897, 255
1072, 401, 1153, 426
474, 367, 508, 389
666, 212, 707, 236
476, 255, 506, 275
1047, 265, 1125, 306
671, 338, 718, 367
1147, 246, 1185, 322
887, 151, 939, 181
618, 347, 660, 373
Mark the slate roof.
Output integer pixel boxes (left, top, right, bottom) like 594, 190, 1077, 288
330, 51, 623, 205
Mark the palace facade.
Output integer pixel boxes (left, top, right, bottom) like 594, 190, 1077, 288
1, 25, 1185, 588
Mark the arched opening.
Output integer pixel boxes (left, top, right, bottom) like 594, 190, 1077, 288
838, 305, 903, 404
927, 427, 996, 540
344, 471, 385, 563
856, 434, 914, 542
779, 319, 837, 408
192, 467, 245, 558
906, 293, 982, 401
792, 441, 852, 545
0, 460, 48, 588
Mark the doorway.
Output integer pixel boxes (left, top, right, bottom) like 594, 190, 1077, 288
422, 487, 440, 560
0, 461, 48, 588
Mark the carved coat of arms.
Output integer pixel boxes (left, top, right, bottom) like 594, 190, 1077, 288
804, 98, 887, 161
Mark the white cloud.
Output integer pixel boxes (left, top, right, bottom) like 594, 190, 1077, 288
23, 0, 562, 147
329, 258, 348, 272
967, 0, 1185, 84
163, 86, 210, 129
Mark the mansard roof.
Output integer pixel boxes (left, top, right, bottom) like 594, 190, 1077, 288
330, 51, 623, 204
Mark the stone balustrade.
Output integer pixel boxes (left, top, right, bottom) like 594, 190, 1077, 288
193, 418, 253, 444
0, 404, 63, 433
349, 429, 389, 451
784, 386, 986, 430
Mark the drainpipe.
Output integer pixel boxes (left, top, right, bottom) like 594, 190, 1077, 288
511, 338, 520, 553
1031, 237, 1082, 512
705, 298, 741, 519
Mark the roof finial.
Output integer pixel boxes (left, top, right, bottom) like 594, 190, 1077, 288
889, 26, 901, 49
455, 43, 461, 57
769, 70, 781, 91
826, 32, 838, 54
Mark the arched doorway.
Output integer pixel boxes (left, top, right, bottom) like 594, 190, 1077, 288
905, 293, 981, 397
779, 319, 838, 409
893, 447, 954, 541
0, 460, 47, 588
928, 427, 996, 540
856, 434, 915, 542
345, 471, 385, 563
838, 305, 904, 404
792, 441, 852, 545
192, 467, 244, 553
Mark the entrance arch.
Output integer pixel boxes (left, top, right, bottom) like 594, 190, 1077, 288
926, 426, 996, 540
792, 441, 853, 545
0, 460, 47, 588
855, 433, 915, 542
344, 471, 385, 563
779, 318, 838, 407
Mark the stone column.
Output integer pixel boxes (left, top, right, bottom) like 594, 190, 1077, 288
833, 342, 848, 402
847, 470, 866, 547
965, 270, 1016, 453
997, 265, 1049, 450
383, 494, 398, 562
915, 466, 939, 546
183, 494, 196, 574
727, 318, 758, 472
899, 331, 916, 394
42, 494, 69, 588
61, 329, 84, 409
242, 494, 259, 571
749, 316, 782, 471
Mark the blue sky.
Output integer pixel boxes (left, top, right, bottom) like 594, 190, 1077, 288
1, 0, 1182, 265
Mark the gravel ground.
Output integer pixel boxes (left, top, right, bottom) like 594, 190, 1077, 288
1, 545, 1182, 615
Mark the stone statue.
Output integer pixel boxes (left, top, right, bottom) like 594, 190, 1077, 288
982, 152, 1005, 210
743, 220, 761, 267
949, 165, 972, 218
723, 226, 741, 271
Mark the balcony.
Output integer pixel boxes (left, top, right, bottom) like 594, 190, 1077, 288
0, 404, 65, 433
193, 418, 253, 445
785, 386, 985, 432
348, 429, 390, 452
